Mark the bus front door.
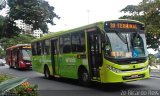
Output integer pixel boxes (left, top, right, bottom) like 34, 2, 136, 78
51, 38, 59, 76
87, 31, 102, 80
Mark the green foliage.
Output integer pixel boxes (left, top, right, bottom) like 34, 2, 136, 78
120, 5, 141, 14
0, 16, 5, 36
148, 54, 156, 66
7, 0, 59, 33
0, 48, 5, 58
10, 82, 38, 96
0, 34, 36, 50
120, 0, 160, 50
0, 0, 59, 38
0, 16, 6, 38
0, 74, 38, 96
3, 17, 21, 38
0, 74, 12, 83
0, 16, 21, 38
0, 76, 27, 95
156, 59, 160, 64
0, 0, 6, 10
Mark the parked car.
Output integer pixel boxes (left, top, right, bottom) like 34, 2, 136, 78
0, 59, 5, 66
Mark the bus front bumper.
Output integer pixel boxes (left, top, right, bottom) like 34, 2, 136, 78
100, 67, 150, 83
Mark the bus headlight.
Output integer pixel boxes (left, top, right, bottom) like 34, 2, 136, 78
106, 65, 122, 73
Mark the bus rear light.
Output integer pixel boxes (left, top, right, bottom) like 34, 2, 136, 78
19, 61, 26, 68
19, 61, 25, 65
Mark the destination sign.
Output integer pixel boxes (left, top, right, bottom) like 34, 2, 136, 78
22, 46, 31, 48
109, 23, 137, 29
104, 21, 144, 30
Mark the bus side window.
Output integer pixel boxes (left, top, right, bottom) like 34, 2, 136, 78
60, 34, 71, 53
71, 31, 85, 52
41, 41, 45, 55
37, 42, 42, 55
59, 36, 63, 53
31, 43, 37, 56
44, 39, 50, 55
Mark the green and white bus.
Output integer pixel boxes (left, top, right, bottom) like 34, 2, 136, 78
31, 19, 149, 84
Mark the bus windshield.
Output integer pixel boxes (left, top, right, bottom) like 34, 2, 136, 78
22, 49, 32, 61
104, 31, 147, 59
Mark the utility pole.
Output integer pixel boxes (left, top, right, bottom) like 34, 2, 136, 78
87, 10, 90, 24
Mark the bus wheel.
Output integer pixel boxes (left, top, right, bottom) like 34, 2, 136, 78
44, 66, 50, 79
9, 65, 13, 68
79, 69, 90, 86
9, 63, 13, 68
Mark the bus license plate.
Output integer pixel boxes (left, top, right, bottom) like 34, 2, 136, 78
26, 63, 30, 65
131, 74, 139, 78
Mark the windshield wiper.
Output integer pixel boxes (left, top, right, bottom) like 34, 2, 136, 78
115, 31, 127, 44
125, 34, 130, 52
115, 31, 131, 52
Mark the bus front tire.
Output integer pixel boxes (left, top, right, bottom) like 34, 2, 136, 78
9, 65, 13, 69
44, 66, 51, 79
78, 69, 90, 86
9, 63, 14, 69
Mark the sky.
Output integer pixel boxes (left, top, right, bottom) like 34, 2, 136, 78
46, 0, 142, 32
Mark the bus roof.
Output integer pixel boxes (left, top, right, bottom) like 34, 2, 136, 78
32, 19, 144, 42
6, 44, 31, 50
32, 21, 103, 42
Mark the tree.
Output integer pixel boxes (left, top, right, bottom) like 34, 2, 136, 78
2, 17, 21, 38
120, 5, 141, 15
0, 34, 35, 58
0, 34, 36, 50
148, 54, 156, 66
140, 0, 160, 50
0, 16, 5, 37
7, 0, 59, 33
120, 5, 145, 22
0, 0, 6, 10
0, 48, 5, 58
120, 0, 160, 51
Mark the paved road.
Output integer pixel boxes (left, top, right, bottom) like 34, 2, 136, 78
0, 65, 160, 96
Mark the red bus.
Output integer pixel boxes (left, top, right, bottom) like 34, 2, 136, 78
6, 44, 32, 69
